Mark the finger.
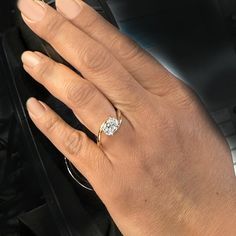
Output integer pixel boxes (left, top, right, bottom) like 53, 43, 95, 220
55, 0, 180, 95
21, 51, 117, 136
26, 97, 112, 188
17, 0, 148, 116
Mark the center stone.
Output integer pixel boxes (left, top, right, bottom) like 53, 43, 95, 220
101, 117, 120, 136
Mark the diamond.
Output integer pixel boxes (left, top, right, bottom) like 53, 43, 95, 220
101, 117, 120, 136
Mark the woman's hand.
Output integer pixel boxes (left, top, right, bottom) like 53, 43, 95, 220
18, 0, 236, 235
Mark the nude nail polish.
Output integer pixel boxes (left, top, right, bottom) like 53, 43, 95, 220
56, 0, 82, 20
21, 51, 42, 68
27, 98, 46, 118
18, 0, 46, 22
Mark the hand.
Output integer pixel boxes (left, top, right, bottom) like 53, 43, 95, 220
18, 0, 236, 235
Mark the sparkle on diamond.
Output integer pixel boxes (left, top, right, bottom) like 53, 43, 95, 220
102, 117, 120, 136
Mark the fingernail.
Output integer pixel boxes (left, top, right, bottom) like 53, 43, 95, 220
18, 0, 46, 22
27, 98, 46, 118
22, 51, 42, 68
56, 0, 82, 20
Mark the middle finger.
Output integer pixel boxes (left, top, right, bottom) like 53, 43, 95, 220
17, 0, 148, 117
21, 51, 117, 136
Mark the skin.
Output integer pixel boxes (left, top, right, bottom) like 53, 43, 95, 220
18, 0, 236, 235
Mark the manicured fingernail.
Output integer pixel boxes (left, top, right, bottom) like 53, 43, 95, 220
18, 0, 46, 22
27, 98, 46, 118
21, 51, 42, 68
56, 0, 82, 20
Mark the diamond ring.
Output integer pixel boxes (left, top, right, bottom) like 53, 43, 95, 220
97, 109, 122, 147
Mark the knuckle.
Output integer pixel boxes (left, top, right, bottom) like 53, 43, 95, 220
35, 58, 56, 79
44, 115, 60, 134
81, 10, 99, 32
155, 73, 185, 97
121, 90, 148, 113
80, 45, 112, 72
111, 35, 142, 61
44, 17, 68, 42
66, 81, 95, 109
170, 82, 197, 109
64, 131, 84, 157
177, 93, 196, 109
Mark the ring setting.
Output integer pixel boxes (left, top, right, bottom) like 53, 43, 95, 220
97, 109, 122, 147
101, 117, 120, 136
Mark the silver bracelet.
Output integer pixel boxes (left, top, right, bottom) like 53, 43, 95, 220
64, 158, 93, 191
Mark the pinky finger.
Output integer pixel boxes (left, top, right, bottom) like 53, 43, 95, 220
26, 97, 112, 190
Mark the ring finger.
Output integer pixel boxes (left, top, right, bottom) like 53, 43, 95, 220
22, 51, 118, 136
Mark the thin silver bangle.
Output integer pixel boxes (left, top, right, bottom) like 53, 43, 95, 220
64, 158, 93, 191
